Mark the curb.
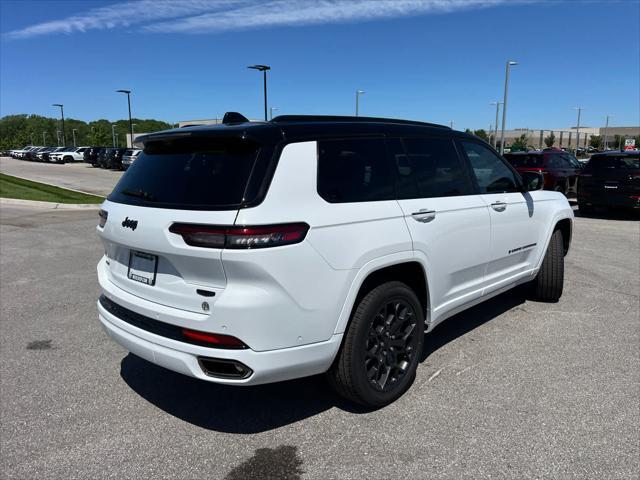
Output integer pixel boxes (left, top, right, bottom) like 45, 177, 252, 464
0, 197, 102, 210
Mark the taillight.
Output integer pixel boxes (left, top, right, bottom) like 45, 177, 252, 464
169, 223, 310, 249
98, 209, 108, 228
181, 328, 247, 349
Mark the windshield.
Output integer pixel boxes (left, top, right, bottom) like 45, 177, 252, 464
588, 155, 639, 170
108, 136, 269, 210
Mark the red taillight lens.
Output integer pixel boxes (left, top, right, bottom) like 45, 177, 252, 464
98, 209, 108, 228
169, 223, 310, 249
181, 328, 247, 349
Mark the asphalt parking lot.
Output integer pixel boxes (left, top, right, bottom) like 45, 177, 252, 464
0, 156, 120, 197
0, 162, 639, 479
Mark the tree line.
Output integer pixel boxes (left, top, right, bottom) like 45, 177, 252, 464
0, 114, 173, 151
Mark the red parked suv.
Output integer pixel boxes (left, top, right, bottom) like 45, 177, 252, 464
504, 148, 582, 197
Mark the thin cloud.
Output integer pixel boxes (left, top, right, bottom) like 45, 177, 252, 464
5, 0, 530, 39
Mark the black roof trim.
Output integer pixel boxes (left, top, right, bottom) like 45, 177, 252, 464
271, 115, 450, 129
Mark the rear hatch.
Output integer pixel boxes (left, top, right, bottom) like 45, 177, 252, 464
581, 154, 640, 196
98, 131, 276, 313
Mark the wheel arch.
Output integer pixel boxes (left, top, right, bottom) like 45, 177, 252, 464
333, 255, 431, 336
554, 218, 572, 255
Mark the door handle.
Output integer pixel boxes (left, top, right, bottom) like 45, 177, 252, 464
490, 201, 507, 212
411, 209, 436, 223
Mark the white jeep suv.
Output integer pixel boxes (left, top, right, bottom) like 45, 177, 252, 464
50, 146, 90, 163
96, 113, 573, 407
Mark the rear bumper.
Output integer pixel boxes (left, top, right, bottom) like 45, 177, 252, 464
98, 301, 342, 385
578, 191, 640, 208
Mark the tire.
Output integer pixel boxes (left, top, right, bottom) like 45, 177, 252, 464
327, 281, 424, 408
63, 156, 73, 164
533, 229, 564, 302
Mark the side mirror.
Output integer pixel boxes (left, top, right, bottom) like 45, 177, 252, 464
520, 171, 544, 192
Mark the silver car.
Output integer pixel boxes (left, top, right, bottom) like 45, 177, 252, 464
121, 149, 142, 170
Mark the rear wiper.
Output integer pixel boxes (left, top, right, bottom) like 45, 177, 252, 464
121, 188, 156, 201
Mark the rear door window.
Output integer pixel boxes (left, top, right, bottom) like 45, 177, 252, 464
459, 141, 520, 193
504, 154, 544, 168
317, 138, 394, 203
109, 137, 268, 210
395, 137, 472, 199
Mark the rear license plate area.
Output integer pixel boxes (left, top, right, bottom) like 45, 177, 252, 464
127, 251, 158, 286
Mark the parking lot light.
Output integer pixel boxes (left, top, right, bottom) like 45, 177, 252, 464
603, 115, 612, 150
72, 128, 77, 147
499, 61, 518, 155
52, 104, 65, 146
573, 107, 584, 154
111, 124, 116, 148
248, 65, 271, 121
116, 90, 133, 148
355, 90, 365, 116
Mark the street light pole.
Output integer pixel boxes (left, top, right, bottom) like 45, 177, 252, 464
490, 101, 502, 148
449, 121, 454, 130
269, 107, 278, 120
603, 115, 611, 150
499, 61, 518, 155
72, 129, 77, 147
116, 90, 133, 147
42, 131, 47, 145
111, 124, 116, 147
248, 65, 271, 121
355, 90, 365, 116
574, 107, 583, 154
52, 104, 66, 146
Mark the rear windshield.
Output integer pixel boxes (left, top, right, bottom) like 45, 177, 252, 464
108, 136, 269, 210
504, 154, 544, 168
587, 155, 639, 170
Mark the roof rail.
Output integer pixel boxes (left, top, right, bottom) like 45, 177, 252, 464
270, 115, 450, 129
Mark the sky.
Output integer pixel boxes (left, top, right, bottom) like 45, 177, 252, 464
1, 0, 639, 130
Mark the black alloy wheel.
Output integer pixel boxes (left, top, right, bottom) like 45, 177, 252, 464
365, 300, 419, 392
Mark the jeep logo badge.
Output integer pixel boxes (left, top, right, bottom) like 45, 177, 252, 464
122, 217, 138, 231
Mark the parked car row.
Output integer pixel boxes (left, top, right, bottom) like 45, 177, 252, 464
83, 147, 141, 170
7, 145, 142, 170
503, 147, 639, 213
8, 145, 92, 163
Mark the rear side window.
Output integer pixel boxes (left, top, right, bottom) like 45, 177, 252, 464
504, 154, 544, 168
546, 155, 564, 169
396, 137, 472, 199
109, 137, 267, 210
459, 141, 520, 193
317, 138, 394, 203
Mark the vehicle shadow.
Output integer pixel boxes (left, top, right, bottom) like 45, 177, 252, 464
120, 287, 528, 433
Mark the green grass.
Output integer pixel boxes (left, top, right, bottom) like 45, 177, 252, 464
0, 173, 104, 204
